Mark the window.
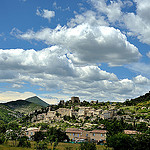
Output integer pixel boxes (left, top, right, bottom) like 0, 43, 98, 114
70, 133, 71, 136
73, 133, 75, 136
101, 134, 103, 137
86, 134, 88, 137
78, 134, 79, 137
31, 132, 33, 136
93, 133, 95, 136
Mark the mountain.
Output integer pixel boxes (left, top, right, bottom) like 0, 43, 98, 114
25, 96, 49, 107
2, 99, 42, 114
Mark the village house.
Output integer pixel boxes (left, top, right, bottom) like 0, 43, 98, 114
88, 130, 107, 143
65, 128, 107, 143
124, 130, 141, 135
25, 127, 39, 139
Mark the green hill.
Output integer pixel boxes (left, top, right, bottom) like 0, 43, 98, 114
2, 100, 42, 114
124, 91, 150, 106
25, 96, 49, 107
0, 104, 20, 123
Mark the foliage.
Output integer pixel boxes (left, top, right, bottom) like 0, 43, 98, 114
124, 91, 150, 106
18, 136, 31, 148
0, 120, 6, 133
79, 142, 97, 150
46, 127, 69, 143
134, 133, 150, 150
32, 131, 46, 142
0, 104, 17, 123
106, 132, 134, 150
135, 122, 148, 132
0, 133, 6, 144
34, 141, 48, 150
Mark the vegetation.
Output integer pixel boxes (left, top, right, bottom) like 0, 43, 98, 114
79, 142, 97, 150
2, 99, 42, 114
0, 104, 18, 123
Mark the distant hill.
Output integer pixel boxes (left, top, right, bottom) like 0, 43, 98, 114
2, 99, 42, 114
25, 96, 49, 107
124, 91, 150, 106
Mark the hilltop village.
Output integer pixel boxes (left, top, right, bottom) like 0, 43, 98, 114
22, 96, 150, 143
30, 96, 150, 126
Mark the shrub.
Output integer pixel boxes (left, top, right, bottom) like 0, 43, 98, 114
79, 142, 97, 150
18, 136, 31, 148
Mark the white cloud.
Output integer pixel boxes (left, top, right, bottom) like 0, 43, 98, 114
0, 46, 75, 77
90, 0, 123, 23
0, 91, 36, 103
147, 51, 150, 58
127, 62, 150, 77
36, 9, 55, 22
123, 0, 150, 44
133, 75, 150, 84
14, 23, 141, 66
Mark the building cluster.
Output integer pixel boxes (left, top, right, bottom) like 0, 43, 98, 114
24, 127, 141, 144
31, 97, 118, 123
31, 105, 117, 123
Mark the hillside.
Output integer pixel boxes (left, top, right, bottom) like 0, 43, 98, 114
124, 91, 150, 106
25, 96, 49, 107
0, 104, 21, 123
2, 100, 42, 114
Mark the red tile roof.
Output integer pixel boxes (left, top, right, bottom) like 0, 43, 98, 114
89, 130, 107, 134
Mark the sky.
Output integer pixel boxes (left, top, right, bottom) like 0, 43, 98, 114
0, 0, 150, 104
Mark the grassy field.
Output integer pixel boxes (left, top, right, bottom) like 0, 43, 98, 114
0, 141, 112, 150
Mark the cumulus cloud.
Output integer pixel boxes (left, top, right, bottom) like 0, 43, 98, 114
90, 0, 123, 23
36, 9, 55, 22
123, 0, 150, 44
14, 23, 141, 66
0, 46, 75, 77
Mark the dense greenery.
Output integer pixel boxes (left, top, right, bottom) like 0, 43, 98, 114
107, 132, 150, 150
79, 142, 97, 150
124, 91, 150, 106
2, 100, 42, 114
0, 105, 18, 123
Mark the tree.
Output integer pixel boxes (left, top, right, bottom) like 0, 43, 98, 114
106, 133, 134, 150
134, 133, 150, 150
33, 131, 46, 143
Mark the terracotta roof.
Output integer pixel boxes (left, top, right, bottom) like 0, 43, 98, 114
89, 130, 107, 134
66, 128, 83, 133
26, 127, 39, 131
124, 130, 141, 135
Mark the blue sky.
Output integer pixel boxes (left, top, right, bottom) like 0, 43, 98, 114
0, 0, 150, 104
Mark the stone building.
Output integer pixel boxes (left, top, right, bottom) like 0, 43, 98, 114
66, 128, 107, 143
71, 97, 80, 103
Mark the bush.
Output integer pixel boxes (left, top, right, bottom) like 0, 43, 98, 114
79, 142, 97, 150
18, 136, 31, 148
0, 133, 5, 144
35, 141, 48, 150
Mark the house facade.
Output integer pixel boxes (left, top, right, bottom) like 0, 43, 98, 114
66, 128, 107, 143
